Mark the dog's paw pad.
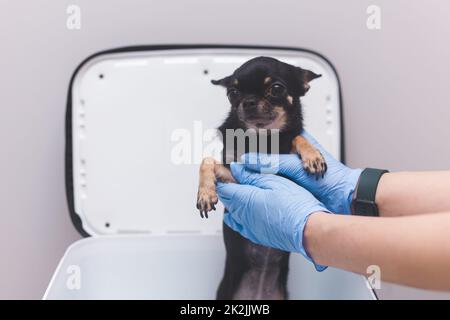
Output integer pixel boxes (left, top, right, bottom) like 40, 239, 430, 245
302, 150, 327, 179
196, 187, 218, 218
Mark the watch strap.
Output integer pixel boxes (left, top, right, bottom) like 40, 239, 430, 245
352, 168, 389, 217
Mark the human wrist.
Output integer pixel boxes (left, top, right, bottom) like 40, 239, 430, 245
344, 168, 363, 213
302, 211, 330, 271
351, 168, 389, 216
373, 172, 391, 216
324, 168, 362, 214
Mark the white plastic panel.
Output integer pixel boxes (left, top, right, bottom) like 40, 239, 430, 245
71, 48, 341, 236
44, 235, 374, 300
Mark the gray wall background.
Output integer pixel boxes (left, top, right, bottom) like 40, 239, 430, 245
1, 0, 450, 299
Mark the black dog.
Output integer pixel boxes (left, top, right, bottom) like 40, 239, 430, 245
196, 56, 325, 299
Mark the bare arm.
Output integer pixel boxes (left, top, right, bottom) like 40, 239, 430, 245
304, 171, 450, 290
374, 171, 450, 217
222, 148, 450, 289
305, 211, 450, 291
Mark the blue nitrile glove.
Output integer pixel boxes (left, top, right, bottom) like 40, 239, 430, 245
241, 131, 362, 214
217, 162, 329, 271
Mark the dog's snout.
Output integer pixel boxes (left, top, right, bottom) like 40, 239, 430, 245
243, 98, 257, 110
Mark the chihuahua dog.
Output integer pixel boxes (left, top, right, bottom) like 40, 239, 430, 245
196, 57, 326, 300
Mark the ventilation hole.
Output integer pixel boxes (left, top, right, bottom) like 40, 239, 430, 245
203, 69, 209, 75
105, 222, 110, 228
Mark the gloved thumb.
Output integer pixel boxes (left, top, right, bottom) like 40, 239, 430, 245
241, 153, 301, 178
230, 162, 279, 188
216, 181, 258, 212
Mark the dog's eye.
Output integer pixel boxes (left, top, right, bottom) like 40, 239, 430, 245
267, 84, 286, 98
227, 89, 240, 102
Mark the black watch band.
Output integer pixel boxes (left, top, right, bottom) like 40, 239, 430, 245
351, 168, 389, 217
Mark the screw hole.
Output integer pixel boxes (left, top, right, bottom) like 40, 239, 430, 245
105, 222, 110, 228
203, 69, 209, 75
99, 74, 104, 79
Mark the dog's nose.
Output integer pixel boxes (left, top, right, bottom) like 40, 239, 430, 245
243, 99, 257, 110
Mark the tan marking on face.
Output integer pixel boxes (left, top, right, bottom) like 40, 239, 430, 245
233, 79, 239, 86
264, 77, 272, 84
261, 106, 287, 130
287, 95, 293, 105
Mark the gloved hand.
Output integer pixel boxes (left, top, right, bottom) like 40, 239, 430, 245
217, 162, 329, 271
241, 131, 362, 214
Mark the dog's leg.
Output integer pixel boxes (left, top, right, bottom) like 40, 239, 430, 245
196, 157, 235, 218
292, 135, 327, 179
197, 158, 289, 300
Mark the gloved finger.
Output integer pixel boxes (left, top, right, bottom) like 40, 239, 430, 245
223, 212, 244, 233
224, 213, 256, 241
230, 162, 272, 186
216, 181, 259, 212
241, 153, 302, 177
230, 162, 295, 191
224, 213, 266, 247
231, 163, 304, 194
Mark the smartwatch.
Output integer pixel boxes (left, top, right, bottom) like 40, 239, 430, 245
351, 168, 389, 217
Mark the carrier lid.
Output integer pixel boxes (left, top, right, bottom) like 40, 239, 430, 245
67, 46, 342, 236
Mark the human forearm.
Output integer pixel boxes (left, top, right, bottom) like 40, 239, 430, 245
305, 211, 450, 291
375, 171, 450, 216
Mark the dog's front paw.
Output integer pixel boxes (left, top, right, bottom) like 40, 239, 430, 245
196, 186, 218, 218
302, 149, 327, 179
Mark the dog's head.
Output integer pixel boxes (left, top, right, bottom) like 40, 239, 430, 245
212, 56, 321, 130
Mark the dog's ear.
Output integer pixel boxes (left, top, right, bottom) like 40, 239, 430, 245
295, 67, 321, 95
211, 75, 232, 87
